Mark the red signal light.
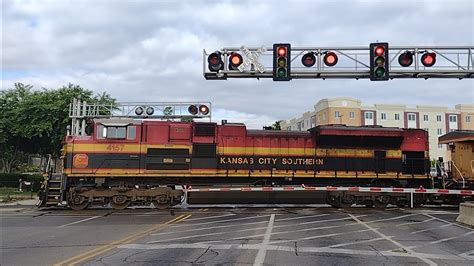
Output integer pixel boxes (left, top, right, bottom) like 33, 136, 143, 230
374, 46, 385, 56
229, 52, 243, 70
208, 54, 220, 65
398, 51, 413, 67
301, 53, 316, 67
323, 51, 338, 66
188, 105, 198, 115
207, 52, 224, 72
277, 47, 286, 57
421, 52, 436, 67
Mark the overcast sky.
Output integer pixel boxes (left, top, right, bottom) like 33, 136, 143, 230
2, 0, 473, 128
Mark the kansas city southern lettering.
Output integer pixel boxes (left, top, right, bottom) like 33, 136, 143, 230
219, 156, 324, 166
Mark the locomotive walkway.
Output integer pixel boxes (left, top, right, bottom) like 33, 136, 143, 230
1, 205, 473, 265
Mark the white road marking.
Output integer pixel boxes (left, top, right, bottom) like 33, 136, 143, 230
170, 214, 271, 228
148, 225, 268, 243
269, 228, 373, 245
459, 249, 474, 259
410, 223, 451, 234
57, 216, 101, 228
273, 215, 366, 229
327, 236, 386, 248
365, 213, 418, 224
275, 213, 330, 222
151, 220, 269, 236
253, 214, 275, 266
348, 213, 437, 266
181, 213, 236, 221
200, 221, 361, 245
423, 213, 474, 231
119, 243, 474, 261
396, 218, 435, 227
408, 231, 474, 249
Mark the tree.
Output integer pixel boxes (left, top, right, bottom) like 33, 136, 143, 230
263, 120, 282, 130
0, 83, 116, 173
271, 120, 282, 130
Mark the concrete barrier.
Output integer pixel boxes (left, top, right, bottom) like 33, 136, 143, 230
456, 202, 474, 226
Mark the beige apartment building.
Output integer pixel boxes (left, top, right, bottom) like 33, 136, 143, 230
280, 97, 474, 161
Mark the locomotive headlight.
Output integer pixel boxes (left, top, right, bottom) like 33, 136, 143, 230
145, 106, 154, 116
199, 105, 209, 115
135, 106, 144, 115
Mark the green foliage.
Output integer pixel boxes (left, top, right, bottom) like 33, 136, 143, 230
0, 173, 43, 191
263, 120, 282, 130
0, 83, 116, 173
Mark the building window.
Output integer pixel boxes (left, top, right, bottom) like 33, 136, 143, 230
467, 116, 472, 123
395, 113, 400, 120
437, 128, 442, 135
311, 116, 316, 127
438, 144, 444, 149
436, 115, 442, 122
349, 111, 355, 119
381, 113, 387, 120
423, 114, 429, 121
365, 112, 373, 119
408, 113, 416, 121
322, 113, 326, 121
449, 115, 457, 122
334, 111, 340, 118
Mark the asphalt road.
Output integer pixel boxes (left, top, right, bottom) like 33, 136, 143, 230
1, 205, 473, 265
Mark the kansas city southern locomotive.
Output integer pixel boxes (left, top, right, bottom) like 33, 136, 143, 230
39, 115, 458, 210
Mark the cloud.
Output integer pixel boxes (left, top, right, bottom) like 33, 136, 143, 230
2, 0, 473, 129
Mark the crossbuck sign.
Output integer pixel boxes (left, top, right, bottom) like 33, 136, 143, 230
237, 46, 266, 73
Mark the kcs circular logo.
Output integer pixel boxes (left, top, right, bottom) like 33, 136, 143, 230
73, 154, 89, 168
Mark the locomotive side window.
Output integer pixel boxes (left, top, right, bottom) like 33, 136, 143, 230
97, 125, 136, 140
127, 126, 136, 140
97, 125, 105, 139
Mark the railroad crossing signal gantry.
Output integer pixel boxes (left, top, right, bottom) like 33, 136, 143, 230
203, 44, 474, 80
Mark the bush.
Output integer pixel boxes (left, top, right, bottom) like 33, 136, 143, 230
0, 173, 44, 192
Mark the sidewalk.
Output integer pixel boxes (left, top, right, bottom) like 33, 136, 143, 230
0, 197, 39, 207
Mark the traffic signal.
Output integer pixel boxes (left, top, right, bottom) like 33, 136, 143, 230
208, 51, 224, 72
228, 52, 243, 70
398, 51, 413, 67
273, 43, 291, 81
369, 42, 389, 81
188, 105, 198, 115
421, 52, 436, 67
199, 105, 209, 115
323, 51, 338, 66
301, 52, 316, 67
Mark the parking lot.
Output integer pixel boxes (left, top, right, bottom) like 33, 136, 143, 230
1, 205, 473, 265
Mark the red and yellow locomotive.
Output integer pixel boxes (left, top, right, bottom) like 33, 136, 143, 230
41, 118, 432, 210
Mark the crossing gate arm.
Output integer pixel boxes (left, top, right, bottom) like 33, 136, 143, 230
185, 186, 474, 195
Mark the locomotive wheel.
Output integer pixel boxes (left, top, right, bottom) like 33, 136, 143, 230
327, 194, 342, 208
340, 194, 355, 208
373, 195, 390, 209
152, 194, 171, 209
68, 195, 89, 211
110, 195, 131, 210
152, 201, 170, 209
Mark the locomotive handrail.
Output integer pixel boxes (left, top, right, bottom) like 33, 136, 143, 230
451, 162, 466, 188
